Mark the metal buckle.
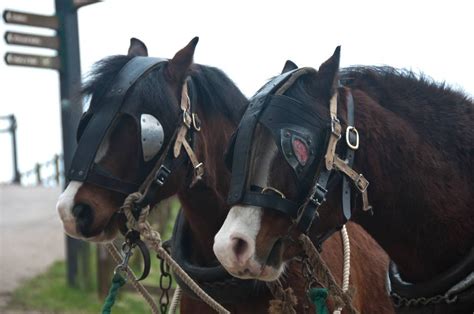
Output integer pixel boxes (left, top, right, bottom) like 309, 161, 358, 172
261, 186, 286, 199
330, 116, 342, 138
355, 174, 369, 192
183, 111, 192, 128
346, 126, 359, 150
309, 183, 327, 206
194, 162, 204, 177
155, 165, 171, 186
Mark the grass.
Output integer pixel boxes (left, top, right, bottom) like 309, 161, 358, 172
7, 260, 151, 314
6, 198, 182, 313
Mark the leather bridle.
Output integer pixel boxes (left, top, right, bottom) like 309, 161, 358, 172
226, 67, 372, 243
69, 56, 203, 202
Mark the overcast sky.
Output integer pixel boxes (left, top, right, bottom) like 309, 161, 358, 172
1, 0, 473, 183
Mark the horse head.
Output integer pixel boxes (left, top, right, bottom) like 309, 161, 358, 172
56, 37, 199, 242
214, 47, 353, 281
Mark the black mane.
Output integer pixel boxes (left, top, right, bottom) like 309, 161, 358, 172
189, 64, 248, 124
82, 55, 248, 125
340, 66, 472, 105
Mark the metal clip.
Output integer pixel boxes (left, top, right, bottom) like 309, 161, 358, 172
192, 113, 201, 131
114, 242, 133, 276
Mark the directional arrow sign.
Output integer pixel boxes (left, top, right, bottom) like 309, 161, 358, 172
4, 32, 59, 50
73, 0, 102, 9
3, 10, 58, 29
4, 53, 60, 70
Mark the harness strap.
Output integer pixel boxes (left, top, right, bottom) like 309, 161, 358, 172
173, 80, 204, 184
275, 67, 316, 95
333, 157, 370, 211
241, 191, 299, 219
341, 91, 355, 221
324, 93, 342, 171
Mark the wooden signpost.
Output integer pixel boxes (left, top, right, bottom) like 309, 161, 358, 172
3, 0, 101, 289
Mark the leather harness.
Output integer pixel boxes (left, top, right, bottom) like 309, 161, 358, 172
226, 68, 371, 241
387, 247, 474, 313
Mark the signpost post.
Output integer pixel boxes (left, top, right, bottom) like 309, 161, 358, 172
3, 0, 101, 288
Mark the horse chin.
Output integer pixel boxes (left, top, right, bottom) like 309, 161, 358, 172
228, 262, 285, 282
62, 216, 119, 243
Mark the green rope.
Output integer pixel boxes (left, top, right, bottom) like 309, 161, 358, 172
101, 273, 126, 314
309, 287, 329, 314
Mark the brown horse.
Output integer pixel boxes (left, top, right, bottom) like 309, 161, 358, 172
214, 47, 474, 312
56, 39, 393, 313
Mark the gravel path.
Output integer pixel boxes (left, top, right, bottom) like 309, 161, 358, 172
0, 185, 65, 309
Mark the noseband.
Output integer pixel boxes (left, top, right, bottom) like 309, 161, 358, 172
226, 68, 372, 243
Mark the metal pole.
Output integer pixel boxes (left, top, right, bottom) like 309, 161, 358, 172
55, 0, 90, 289
9, 115, 21, 183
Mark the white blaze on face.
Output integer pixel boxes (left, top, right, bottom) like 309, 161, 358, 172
214, 126, 279, 277
56, 181, 83, 237
214, 205, 262, 268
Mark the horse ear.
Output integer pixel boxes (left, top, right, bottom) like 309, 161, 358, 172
316, 46, 341, 97
281, 60, 298, 74
167, 37, 199, 82
128, 38, 148, 57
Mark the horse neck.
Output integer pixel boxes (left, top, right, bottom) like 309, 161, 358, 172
349, 89, 474, 283
177, 104, 237, 265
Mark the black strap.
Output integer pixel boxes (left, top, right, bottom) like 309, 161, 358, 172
69, 57, 166, 182
86, 164, 140, 195
342, 91, 355, 221
240, 191, 299, 219
297, 167, 332, 232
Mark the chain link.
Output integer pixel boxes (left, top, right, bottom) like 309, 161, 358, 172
158, 254, 173, 314
390, 291, 458, 308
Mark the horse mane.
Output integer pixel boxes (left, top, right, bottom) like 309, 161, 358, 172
81, 55, 247, 125
189, 64, 248, 124
340, 66, 473, 177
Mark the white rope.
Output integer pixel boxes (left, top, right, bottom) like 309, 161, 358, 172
167, 285, 182, 314
334, 224, 351, 314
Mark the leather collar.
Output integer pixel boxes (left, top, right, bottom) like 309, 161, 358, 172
387, 247, 474, 312
169, 210, 268, 304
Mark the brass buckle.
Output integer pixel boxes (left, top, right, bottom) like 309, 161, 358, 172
194, 162, 204, 177
261, 186, 286, 199
355, 174, 369, 193
330, 116, 342, 139
346, 126, 359, 150
183, 111, 192, 128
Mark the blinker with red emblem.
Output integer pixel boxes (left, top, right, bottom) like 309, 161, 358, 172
292, 137, 309, 166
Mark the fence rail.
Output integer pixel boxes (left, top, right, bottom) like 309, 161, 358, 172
20, 154, 63, 186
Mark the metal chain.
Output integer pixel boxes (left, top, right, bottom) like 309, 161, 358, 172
390, 291, 458, 308
158, 254, 173, 314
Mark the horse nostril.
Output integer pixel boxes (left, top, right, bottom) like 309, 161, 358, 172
232, 237, 248, 258
72, 203, 94, 236
231, 236, 253, 265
